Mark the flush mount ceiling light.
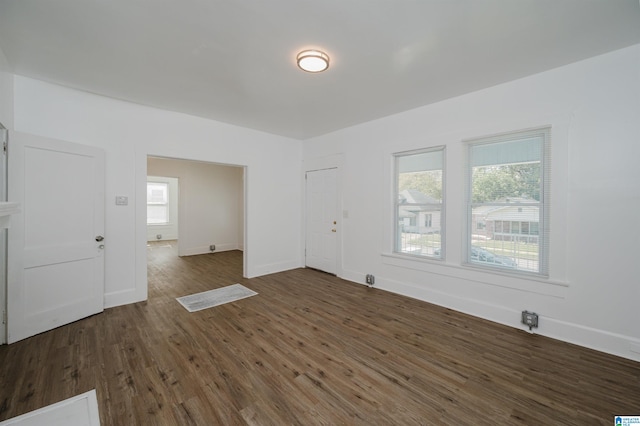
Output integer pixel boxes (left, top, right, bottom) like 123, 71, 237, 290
296, 49, 330, 73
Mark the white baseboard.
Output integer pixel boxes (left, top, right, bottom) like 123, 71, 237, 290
147, 234, 178, 242
105, 288, 145, 309
340, 268, 640, 363
247, 260, 301, 278
179, 243, 239, 256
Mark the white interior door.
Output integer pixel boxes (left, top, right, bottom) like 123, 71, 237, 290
7, 132, 105, 343
305, 168, 338, 274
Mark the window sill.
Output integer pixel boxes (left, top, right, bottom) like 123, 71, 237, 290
381, 252, 568, 298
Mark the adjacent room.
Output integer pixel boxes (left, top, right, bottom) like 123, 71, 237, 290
0, 1, 638, 424
146, 156, 245, 266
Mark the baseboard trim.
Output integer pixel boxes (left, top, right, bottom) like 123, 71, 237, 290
179, 243, 239, 257
247, 260, 301, 278
339, 268, 640, 362
104, 287, 146, 309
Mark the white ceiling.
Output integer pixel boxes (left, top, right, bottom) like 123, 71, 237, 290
1, 1, 639, 140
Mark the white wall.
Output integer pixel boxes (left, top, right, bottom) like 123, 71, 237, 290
12, 77, 303, 308
147, 157, 244, 255
303, 44, 640, 361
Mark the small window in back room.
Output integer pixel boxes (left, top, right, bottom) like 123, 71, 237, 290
394, 146, 445, 259
147, 182, 169, 224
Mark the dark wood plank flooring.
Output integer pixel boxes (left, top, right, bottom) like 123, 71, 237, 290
0, 240, 638, 425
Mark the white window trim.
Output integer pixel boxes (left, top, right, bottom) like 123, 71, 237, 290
393, 145, 446, 259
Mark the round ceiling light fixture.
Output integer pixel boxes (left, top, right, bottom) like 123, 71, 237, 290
296, 49, 330, 73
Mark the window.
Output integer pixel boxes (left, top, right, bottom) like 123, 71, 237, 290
394, 147, 444, 258
466, 128, 550, 275
147, 182, 169, 224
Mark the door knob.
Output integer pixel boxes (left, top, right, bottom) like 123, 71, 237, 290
95, 236, 104, 242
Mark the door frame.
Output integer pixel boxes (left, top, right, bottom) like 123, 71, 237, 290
139, 154, 248, 288
302, 154, 343, 278
0, 123, 6, 344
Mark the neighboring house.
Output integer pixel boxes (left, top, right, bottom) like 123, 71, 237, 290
472, 198, 539, 243
398, 189, 441, 234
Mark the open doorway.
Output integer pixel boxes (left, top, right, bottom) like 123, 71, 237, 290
146, 156, 245, 278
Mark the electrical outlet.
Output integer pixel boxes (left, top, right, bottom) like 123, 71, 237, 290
521, 310, 539, 330
365, 274, 375, 286
209, 245, 215, 251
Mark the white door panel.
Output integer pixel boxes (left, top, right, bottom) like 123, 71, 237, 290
305, 168, 338, 274
8, 132, 105, 343
23, 243, 96, 268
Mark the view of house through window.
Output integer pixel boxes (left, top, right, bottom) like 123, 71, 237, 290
394, 147, 444, 258
147, 182, 169, 224
467, 128, 549, 275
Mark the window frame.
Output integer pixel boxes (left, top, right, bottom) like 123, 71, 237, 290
465, 127, 550, 276
393, 146, 445, 259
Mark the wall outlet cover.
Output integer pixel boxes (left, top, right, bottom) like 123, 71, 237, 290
521, 311, 539, 329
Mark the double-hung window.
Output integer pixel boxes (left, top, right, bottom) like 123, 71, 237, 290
394, 147, 445, 258
147, 181, 170, 225
466, 128, 550, 275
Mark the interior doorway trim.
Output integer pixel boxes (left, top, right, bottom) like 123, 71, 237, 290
142, 154, 248, 289
0, 122, 6, 345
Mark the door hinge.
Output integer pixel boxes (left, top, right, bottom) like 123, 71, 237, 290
2, 310, 6, 325
0, 128, 7, 154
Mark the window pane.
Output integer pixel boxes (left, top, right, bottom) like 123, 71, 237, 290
395, 148, 444, 258
147, 181, 169, 224
468, 128, 549, 275
397, 205, 441, 257
471, 163, 540, 203
471, 206, 540, 272
147, 205, 168, 224
147, 182, 168, 204
398, 169, 443, 201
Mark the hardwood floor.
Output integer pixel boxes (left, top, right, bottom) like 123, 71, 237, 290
0, 240, 638, 425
